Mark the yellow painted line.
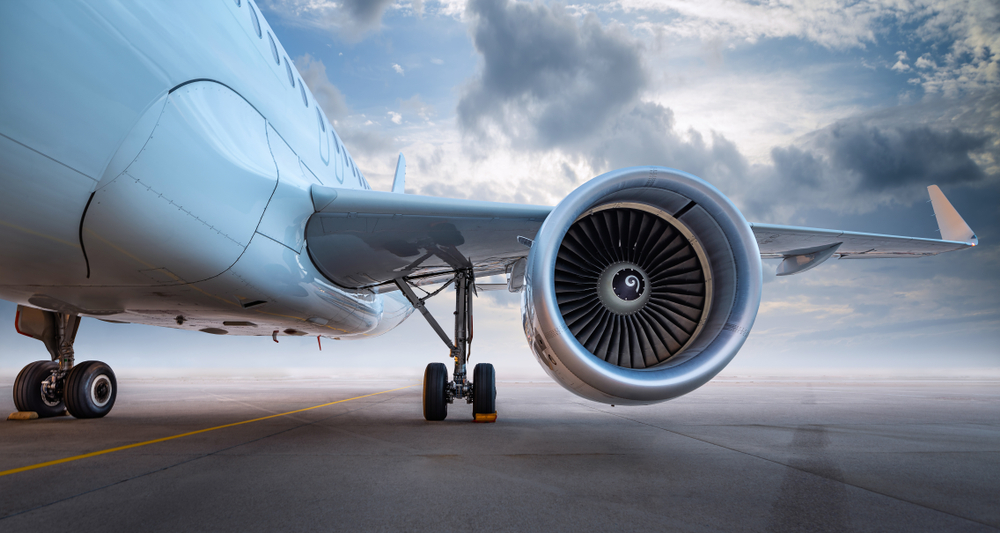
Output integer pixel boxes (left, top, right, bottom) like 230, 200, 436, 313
0, 385, 413, 477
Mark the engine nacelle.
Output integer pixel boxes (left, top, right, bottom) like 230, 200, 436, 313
522, 167, 762, 404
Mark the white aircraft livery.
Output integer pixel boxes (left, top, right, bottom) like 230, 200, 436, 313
0, 2, 978, 422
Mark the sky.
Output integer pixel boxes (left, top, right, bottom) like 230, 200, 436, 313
3, 0, 998, 379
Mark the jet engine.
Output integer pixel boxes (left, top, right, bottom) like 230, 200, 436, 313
522, 167, 762, 404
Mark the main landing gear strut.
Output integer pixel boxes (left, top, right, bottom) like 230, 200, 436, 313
12, 306, 117, 419
396, 269, 496, 422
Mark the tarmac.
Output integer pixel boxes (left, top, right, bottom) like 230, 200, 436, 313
0, 376, 997, 532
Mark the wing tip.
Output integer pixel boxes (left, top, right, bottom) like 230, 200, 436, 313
927, 184, 977, 245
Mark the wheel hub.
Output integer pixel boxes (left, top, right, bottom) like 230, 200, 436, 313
91, 375, 112, 407
40, 375, 62, 407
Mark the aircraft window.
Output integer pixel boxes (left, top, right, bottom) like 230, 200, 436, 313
234, 0, 241, 6
299, 81, 308, 107
268, 32, 279, 65
317, 108, 326, 132
332, 131, 341, 154
249, 3, 261, 38
285, 59, 295, 87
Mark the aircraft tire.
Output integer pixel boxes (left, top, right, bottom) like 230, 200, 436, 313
13, 361, 64, 417
64, 361, 117, 419
472, 363, 496, 417
423, 362, 448, 421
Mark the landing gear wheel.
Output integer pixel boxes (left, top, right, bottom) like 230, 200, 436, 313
13, 361, 64, 417
423, 362, 448, 421
472, 363, 496, 423
64, 361, 117, 419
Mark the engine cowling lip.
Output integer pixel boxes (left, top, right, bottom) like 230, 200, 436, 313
527, 166, 762, 404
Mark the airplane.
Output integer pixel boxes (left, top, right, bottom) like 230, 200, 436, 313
0, 1, 978, 422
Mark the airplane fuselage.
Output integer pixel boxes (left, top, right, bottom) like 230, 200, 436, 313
0, 1, 411, 340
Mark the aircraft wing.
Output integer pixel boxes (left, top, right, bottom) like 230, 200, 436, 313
306, 183, 977, 287
751, 185, 976, 274
306, 186, 551, 290
751, 223, 973, 259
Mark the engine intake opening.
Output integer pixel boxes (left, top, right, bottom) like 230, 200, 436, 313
554, 204, 712, 369
523, 166, 762, 405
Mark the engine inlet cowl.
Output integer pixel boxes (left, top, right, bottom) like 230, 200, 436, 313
522, 167, 762, 405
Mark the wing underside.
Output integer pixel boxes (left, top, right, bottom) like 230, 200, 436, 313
305, 186, 550, 290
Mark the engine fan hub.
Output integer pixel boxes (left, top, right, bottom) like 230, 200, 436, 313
598, 262, 651, 314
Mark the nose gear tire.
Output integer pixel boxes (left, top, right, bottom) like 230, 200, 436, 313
64, 360, 117, 419
13, 361, 64, 417
423, 362, 448, 421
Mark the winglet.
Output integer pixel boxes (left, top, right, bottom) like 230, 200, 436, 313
928, 185, 977, 245
392, 153, 406, 193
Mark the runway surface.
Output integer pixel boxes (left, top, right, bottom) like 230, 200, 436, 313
1, 376, 997, 532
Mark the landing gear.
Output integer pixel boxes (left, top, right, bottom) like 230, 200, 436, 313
423, 362, 448, 421
472, 363, 496, 423
399, 269, 497, 422
13, 361, 64, 417
12, 306, 118, 419
64, 361, 117, 418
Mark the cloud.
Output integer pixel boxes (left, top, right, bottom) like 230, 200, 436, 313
457, 0, 646, 149
388, 111, 402, 124
819, 122, 988, 191
400, 95, 435, 122
448, 0, 998, 226
915, 54, 937, 70
392, 63, 405, 75
586, 101, 749, 188
614, 0, 888, 49
742, 91, 1000, 219
259, 0, 394, 40
614, 0, 999, 99
340, 0, 395, 27
767, 119, 991, 202
891, 51, 911, 72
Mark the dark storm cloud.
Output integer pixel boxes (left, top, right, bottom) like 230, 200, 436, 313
742, 91, 1000, 220
770, 146, 826, 190
458, 0, 646, 148
817, 122, 988, 191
